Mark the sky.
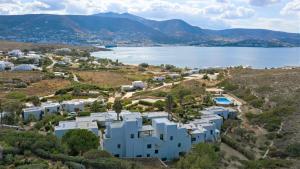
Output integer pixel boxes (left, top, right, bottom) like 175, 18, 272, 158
0, 0, 299, 33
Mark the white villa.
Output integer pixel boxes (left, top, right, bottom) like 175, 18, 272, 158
152, 76, 165, 82
61, 100, 85, 112
202, 106, 237, 120
0, 61, 14, 71
8, 49, 23, 58
12, 64, 39, 71
132, 81, 145, 89
102, 114, 191, 161
22, 107, 44, 121
41, 102, 61, 114
53, 106, 235, 161
54, 120, 98, 138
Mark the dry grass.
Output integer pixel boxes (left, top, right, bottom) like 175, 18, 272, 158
76, 70, 151, 88
0, 71, 43, 82
0, 79, 71, 98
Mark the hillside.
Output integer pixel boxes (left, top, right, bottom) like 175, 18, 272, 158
0, 13, 299, 47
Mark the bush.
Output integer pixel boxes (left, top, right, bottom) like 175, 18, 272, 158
138, 100, 153, 106
62, 129, 99, 155
16, 164, 48, 169
83, 149, 112, 159
65, 162, 86, 169
221, 135, 255, 160
286, 142, 300, 157
6, 91, 27, 100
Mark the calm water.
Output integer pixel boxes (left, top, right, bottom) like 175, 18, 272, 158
91, 46, 300, 68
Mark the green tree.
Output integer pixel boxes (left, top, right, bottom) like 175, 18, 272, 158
62, 129, 99, 155
113, 99, 123, 121
176, 143, 220, 169
165, 95, 174, 120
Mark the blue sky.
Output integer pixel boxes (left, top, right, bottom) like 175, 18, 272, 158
0, 0, 299, 33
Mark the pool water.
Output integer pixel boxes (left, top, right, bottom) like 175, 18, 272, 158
213, 97, 233, 105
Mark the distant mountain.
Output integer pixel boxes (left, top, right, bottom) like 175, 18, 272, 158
0, 12, 299, 47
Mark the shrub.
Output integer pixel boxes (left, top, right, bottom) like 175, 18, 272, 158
286, 142, 300, 157
83, 149, 112, 159
6, 92, 27, 100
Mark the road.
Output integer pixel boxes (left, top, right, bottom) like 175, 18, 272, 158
46, 55, 57, 70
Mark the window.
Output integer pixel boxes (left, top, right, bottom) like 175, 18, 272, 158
160, 134, 164, 140
170, 136, 173, 140
210, 130, 213, 135
191, 137, 196, 142
147, 154, 150, 157
117, 144, 121, 149
114, 154, 120, 157
130, 134, 134, 138
161, 158, 167, 161
178, 143, 181, 147
147, 144, 152, 149
155, 150, 159, 154
179, 152, 186, 156
136, 155, 142, 157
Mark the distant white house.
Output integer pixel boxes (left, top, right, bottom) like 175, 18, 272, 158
41, 102, 61, 114
54, 120, 99, 138
8, 49, 23, 58
168, 73, 181, 79
22, 107, 44, 121
202, 106, 238, 120
132, 81, 145, 89
12, 64, 39, 71
0, 61, 14, 71
61, 100, 85, 112
121, 85, 135, 92
152, 76, 165, 82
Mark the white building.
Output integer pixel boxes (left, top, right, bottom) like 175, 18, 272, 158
12, 64, 39, 71
0, 61, 14, 71
54, 120, 99, 138
102, 114, 191, 161
132, 81, 145, 89
152, 76, 165, 82
8, 49, 23, 58
22, 107, 44, 121
121, 85, 135, 92
202, 106, 237, 120
61, 100, 84, 112
41, 102, 61, 114
142, 112, 169, 120
168, 73, 181, 79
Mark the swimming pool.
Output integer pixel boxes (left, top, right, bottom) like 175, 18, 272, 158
213, 97, 233, 105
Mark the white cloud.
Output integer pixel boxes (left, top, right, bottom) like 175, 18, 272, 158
280, 0, 300, 16
249, 0, 281, 6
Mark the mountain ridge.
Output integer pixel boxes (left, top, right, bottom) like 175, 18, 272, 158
0, 12, 299, 47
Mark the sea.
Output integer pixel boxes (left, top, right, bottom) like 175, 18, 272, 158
91, 46, 300, 69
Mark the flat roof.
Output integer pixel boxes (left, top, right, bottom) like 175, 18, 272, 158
55, 121, 98, 130
23, 107, 43, 112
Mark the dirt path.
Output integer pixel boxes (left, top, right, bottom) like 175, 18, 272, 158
262, 122, 284, 159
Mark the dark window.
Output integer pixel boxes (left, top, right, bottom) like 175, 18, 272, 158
178, 143, 181, 147
155, 150, 158, 154
114, 154, 120, 157
191, 137, 196, 142
161, 158, 167, 161
136, 155, 142, 157
210, 130, 213, 135
147, 154, 150, 157
117, 144, 121, 149
130, 134, 134, 138
147, 144, 152, 149
160, 134, 164, 140
179, 152, 186, 156
170, 136, 173, 140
